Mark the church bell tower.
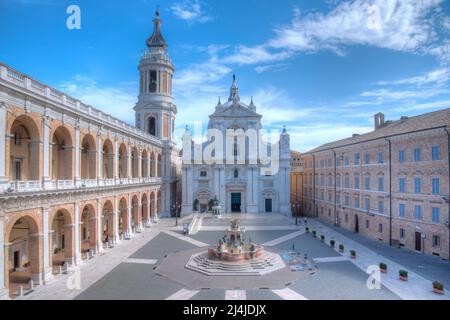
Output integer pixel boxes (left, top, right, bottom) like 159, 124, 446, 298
134, 10, 177, 143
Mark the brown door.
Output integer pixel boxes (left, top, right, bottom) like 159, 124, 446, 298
415, 232, 421, 251
354, 215, 359, 233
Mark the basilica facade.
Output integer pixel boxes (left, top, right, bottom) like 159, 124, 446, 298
181, 76, 291, 216
0, 11, 179, 298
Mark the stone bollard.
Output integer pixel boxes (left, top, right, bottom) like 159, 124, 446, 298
18, 285, 24, 297
29, 279, 34, 291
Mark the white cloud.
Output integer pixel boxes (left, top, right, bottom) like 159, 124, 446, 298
58, 75, 138, 125
269, 0, 444, 55
393, 99, 450, 113
376, 67, 450, 86
171, 0, 213, 24
360, 87, 450, 101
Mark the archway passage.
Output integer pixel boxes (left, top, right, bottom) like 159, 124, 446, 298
8, 116, 41, 182
142, 150, 149, 178
7, 215, 42, 297
102, 139, 114, 179
80, 134, 96, 180
118, 144, 128, 179
150, 191, 156, 220
118, 198, 128, 237
102, 200, 115, 245
80, 205, 97, 259
50, 210, 74, 269
51, 126, 73, 180
157, 191, 162, 218
354, 215, 359, 233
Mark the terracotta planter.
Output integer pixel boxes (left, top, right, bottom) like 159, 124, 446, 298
433, 288, 444, 295
399, 276, 408, 281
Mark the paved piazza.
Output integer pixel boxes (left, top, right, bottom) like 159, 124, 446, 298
14, 213, 449, 300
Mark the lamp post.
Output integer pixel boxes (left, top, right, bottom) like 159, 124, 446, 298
292, 200, 300, 225
174, 201, 181, 227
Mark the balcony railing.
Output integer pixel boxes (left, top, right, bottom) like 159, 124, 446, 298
2, 176, 168, 194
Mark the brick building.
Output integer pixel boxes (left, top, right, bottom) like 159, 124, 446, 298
301, 110, 450, 259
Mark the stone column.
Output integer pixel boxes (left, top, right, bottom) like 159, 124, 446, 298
42, 116, 52, 189
0, 103, 7, 191
253, 167, 259, 212
146, 193, 152, 227
97, 135, 103, 185
42, 207, 53, 283
127, 145, 132, 181
114, 140, 119, 181
127, 194, 132, 236
96, 199, 104, 252
73, 203, 81, 265
74, 120, 81, 186
0, 216, 9, 299
147, 153, 151, 179
114, 196, 119, 243
137, 198, 143, 232
181, 167, 193, 215
220, 167, 226, 211
138, 151, 142, 182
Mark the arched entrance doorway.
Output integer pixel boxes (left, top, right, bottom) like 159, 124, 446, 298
354, 214, 359, 233
50, 210, 74, 269
118, 144, 128, 179
101, 200, 115, 246
7, 215, 42, 296
118, 197, 129, 238
150, 191, 156, 222
80, 134, 96, 180
142, 150, 149, 178
51, 126, 73, 181
142, 193, 149, 227
131, 195, 140, 232
102, 139, 114, 179
8, 116, 41, 185
80, 204, 97, 259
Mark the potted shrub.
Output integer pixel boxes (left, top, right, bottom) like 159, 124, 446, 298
399, 270, 408, 281
433, 281, 444, 295
350, 250, 356, 259
339, 244, 344, 253
379, 263, 387, 273
312, 230, 317, 238
305, 227, 309, 232
320, 235, 325, 242
330, 240, 335, 247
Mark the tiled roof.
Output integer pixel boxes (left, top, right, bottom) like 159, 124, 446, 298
305, 108, 450, 154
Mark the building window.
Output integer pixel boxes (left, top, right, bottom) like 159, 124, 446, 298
378, 177, 384, 192
432, 207, 440, 223
233, 141, 239, 156
328, 209, 331, 217
234, 169, 239, 178
378, 201, 384, 214
344, 195, 349, 206
365, 219, 369, 229
336, 194, 340, 204
344, 157, 349, 166
200, 171, 207, 177
414, 178, 422, 194
148, 117, 156, 136
365, 176, 370, 190
399, 204, 405, 217
328, 192, 332, 202
432, 177, 440, 195
432, 235, 441, 247
398, 150, 405, 162
413, 148, 421, 162
344, 175, 350, 188
400, 228, 405, 239
364, 198, 370, 211
432, 146, 440, 161
355, 153, 360, 165
354, 175, 360, 189
414, 205, 422, 220
379, 224, 383, 233
377, 152, 384, 164
336, 175, 341, 187
364, 153, 370, 165
354, 197, 360, 208
321, 192, 324, 200
399, 178, 406, 193
149, 70, 157, 93
328, 175, 332, 186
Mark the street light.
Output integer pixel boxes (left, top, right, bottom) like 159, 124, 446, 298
292, 200, 300, 225
174, 201, 181, 227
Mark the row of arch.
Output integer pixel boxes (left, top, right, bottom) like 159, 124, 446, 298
8, 114, 163, 182
4, 190, 162, 298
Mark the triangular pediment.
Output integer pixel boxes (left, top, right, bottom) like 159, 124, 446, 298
211, 101, 261, 118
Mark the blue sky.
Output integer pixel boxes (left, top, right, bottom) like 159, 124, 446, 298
1, 0, 450, 152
